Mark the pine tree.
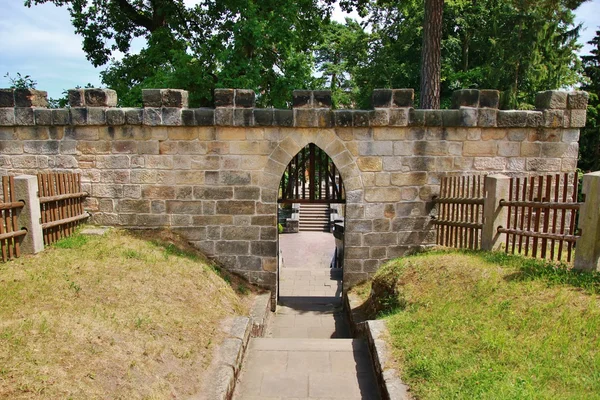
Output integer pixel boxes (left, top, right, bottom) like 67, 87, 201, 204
579, 29, 600, 172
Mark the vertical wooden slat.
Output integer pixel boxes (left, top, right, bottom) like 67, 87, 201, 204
3, 176, 13, 259
469, 176, 475, 249
9, 176, 20, 258
510, 178, 519, 254
557, 173, 568, 261
0, 177, 7, 261
531, 176, 543, 257
550, 174, 560, 260
506, 177, 513, 253
540, 175, 552, 258
517, 177, 527, 254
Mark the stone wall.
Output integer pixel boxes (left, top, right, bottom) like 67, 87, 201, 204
0, 87, 588, 293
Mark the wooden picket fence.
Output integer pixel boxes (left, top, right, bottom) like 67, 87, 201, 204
498, 173, 581, 262
432, 175, 486, 250
37, 173, 89, 246
0, 176, 26, 262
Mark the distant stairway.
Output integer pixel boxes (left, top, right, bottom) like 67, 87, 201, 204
298, 204, 330, 232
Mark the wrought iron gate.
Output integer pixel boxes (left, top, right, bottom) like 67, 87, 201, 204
278, 143, 345, 204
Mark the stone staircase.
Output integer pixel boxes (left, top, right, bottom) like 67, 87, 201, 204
298, 204, 330, 232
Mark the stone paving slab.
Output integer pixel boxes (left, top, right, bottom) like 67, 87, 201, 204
233, 339, 380, 400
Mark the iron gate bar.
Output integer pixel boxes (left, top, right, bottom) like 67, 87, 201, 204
279, 143, 345, 203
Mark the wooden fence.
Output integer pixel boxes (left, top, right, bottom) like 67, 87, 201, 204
432, 175, 486, 250
38, 173, 89, 246
498, 173, 581, 262
0, 177, 26, 262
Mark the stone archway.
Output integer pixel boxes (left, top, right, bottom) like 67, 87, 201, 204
259, 129, 365, 304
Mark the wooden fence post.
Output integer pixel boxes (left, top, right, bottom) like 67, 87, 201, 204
13, 175, 44, 254
574, 171, 600, 271
481, 174, 510, 251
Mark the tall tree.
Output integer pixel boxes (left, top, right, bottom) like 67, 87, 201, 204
579, 29, 600, 172
420, 0, 443, 109
25, 0, 332, 107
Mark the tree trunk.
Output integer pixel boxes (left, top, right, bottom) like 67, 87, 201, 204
419, 0, 444, 109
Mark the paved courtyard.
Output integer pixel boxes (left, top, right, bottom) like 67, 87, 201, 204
233, 231, 381, 400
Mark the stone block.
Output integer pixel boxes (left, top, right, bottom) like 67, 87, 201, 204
215, 108, 233, 126
274, 109, 293, 126
392, 89, 414, 107
33, 108, 52, 125
251, 241, 277, 257
525, 111, 543, 127
409, 109, 425, 127
70, 107, 87, 125
181, 109, 195, 126
536, 90, 568, 109
460, 107, 478, 127
162, 89, 188, 108
84, 88, 117, 107
497, 111, 527, 127
68, 89, 85, 107
52, 109, 70, 125
441, 110, 461, 126
191, 108, 213, 126
372, 89, 392, 108
451, 89, 479, 108
143, 108, 162, 126
293, 90, 312, 108
569, 110, 587, 128
222, 226, 260, 241
316, 109, 333, 128
254, 109, 273, 126
14, 89, 48, 107
526, 158, 561, 172
423, 110, 442, 126
216, 241, 250, 255
473, 157, 506, 171
216, 200, 256, 214
0, 89, 14, 107
162, 108, 183, 126
542, 110, 564, 128
87, 107, 106, 125
478, 108, 497, 127
369, 109, 389, 126
233, 89, 254, 108
214, 88, 234, 108
233, 108, 253, 126
106, 109, 125, 125
334, 110, 353, 127
313, 90, 332, 108
125, 108, 143, 125
365, 187, 401, 202
15, 108, 34, 125
567, 91, 589, 110
479, 90, 500, 108
357, 156, 382, 172
354, 111, 370, 127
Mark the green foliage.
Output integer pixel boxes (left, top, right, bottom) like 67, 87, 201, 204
4, 72, 37, 89
579, 29, 600, 172
278, 223, 284, 234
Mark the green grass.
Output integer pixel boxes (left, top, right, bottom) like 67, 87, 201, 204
363, 250, 600, 400
0, 228, 254, 399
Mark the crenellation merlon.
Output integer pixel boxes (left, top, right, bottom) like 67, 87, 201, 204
0, 87, 588, 128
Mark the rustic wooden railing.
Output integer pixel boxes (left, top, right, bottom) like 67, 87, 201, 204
432, 175, 486, 250
0, 176, 26, 261
37, 173, 89, 246
498, 173, 581, 262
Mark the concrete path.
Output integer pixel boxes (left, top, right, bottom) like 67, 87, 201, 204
233, 232, 381, 400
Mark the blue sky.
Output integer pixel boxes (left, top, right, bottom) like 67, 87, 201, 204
0, 0, 599, 100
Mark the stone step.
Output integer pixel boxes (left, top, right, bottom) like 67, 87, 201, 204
249, 338, 366, 352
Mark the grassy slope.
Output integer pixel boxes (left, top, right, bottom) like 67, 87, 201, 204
0, 229, 252, 399
363, 251, 600, 400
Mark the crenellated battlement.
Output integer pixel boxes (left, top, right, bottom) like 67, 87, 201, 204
0, 88, 588, 129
